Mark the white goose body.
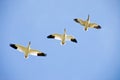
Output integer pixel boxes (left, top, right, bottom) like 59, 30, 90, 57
10, 42, 46, 59
74, 15, 101, 31
47, 29, 77, 45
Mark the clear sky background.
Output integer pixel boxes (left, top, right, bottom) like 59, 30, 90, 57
0, 0, 120, 80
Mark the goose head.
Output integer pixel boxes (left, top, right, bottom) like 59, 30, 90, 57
64, 28, 66, 34
28, 41, 31, 49
28, 41, 31, 45
87, 14, 90, 22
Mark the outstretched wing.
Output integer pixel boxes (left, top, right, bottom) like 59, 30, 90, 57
89, 23, 101, 29
10, 44, 26, 53
29, 49, 46, 56
47, 33, 62, 40
66, 35, 77, 43
74, 18, 86, 26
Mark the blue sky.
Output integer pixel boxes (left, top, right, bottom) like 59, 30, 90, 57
0, 0, 120, 80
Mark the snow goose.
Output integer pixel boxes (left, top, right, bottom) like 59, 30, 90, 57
10, 42, 46, 59
74, 15, 101, 31
47, 28, 77, 45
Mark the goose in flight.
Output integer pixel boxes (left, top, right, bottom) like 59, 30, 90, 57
74, 15, 101, 31
10, 42, 46, 59
47, 28, 77, 45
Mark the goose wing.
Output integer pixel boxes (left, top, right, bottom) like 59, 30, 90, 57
89, 23, 101, 29
74, 18, 86, 26
10, 44, 26, 53
66, 35, 77, 43
47, 33, 62, 40
29, 49, 46, 56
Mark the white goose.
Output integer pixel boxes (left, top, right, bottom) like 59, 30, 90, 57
10, 42, 46, 59
74, 15, 101, 31
47, 28, 77, 45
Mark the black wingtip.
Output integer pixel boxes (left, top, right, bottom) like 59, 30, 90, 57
74, 19, 79, 23
95, 25, 101, 29
47, 35, 55, 38
10, 44, 17, 49
71, 38, 77, 43
37, 53, 47, 56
